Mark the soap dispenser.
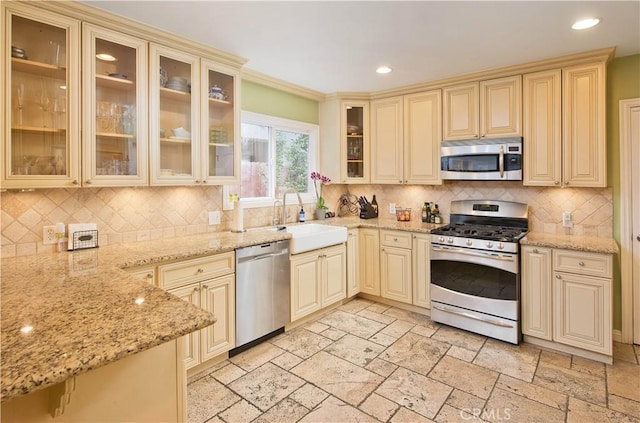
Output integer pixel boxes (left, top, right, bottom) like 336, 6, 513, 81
299, 206, 306, 223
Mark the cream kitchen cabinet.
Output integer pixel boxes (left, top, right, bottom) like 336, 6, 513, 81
320, 98, 370, 184
359, 228, 380, 296
290, 244, 346, 322
380, 230, 412, 304
158, 252, 235, 369
443, 76, 521, 141
403, 90, 442, 185
346, 228, 360, 297
82, 23, 148, 187
123, 264, 156, 285
2, 2, 81, 189
521, 245, 613, 362
412, 233, 431, 308
523, 63, 607, 187
370, 96, 404, 184
521, 246, 553, 340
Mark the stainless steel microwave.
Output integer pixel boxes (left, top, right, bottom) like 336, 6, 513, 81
440, 137, 523, 181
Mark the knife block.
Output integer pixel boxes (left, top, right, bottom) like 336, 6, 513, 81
359, 204, 378, 219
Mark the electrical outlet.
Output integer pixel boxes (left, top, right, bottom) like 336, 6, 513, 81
562, 211, 574, 228
43, 225, 57, 245
208, 211, 221, 225
389, 203, 396, 214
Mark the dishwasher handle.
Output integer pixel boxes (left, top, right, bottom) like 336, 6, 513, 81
250, 250, 289, 261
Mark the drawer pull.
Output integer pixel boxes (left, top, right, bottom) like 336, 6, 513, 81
202, 284, 208, 289
146, 273, 153, 279
394, 238, 398, 241
555, 274, 561, 279
197, 268, 204, 274
533, 248, 538, 254
578, 261, 585, 267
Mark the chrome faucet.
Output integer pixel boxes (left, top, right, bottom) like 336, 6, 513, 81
281, 188, 303, 224
272, 200, 283, 226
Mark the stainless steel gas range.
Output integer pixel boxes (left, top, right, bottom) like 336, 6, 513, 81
430, 200, 529, 344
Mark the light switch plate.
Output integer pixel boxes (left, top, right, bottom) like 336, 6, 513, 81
562, 211, 573, 228
209, 211, 221, 225
43, 226, 56, 245
389, 203, 396, 214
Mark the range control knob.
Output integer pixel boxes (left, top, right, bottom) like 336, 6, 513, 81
438, 236, 445, 243
466, 239, 473, 246
447, 237, 454, 244
498, 243, 504, 250
486, 241, 494, 248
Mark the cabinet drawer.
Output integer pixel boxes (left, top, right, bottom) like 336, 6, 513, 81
553, 249, 612, 278
380, 230, 412, 249
158, 252, 235, 290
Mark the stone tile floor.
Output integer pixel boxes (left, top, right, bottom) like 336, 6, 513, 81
187, 299, 640, 422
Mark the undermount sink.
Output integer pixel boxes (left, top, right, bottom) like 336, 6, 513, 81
284, 223, 348, 254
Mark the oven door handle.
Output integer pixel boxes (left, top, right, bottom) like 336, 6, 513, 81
432, 305, 514, 328
499, 145, 505, 178
432, 245, 515, 262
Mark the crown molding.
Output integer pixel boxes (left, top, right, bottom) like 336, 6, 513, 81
241, 69, 326, 102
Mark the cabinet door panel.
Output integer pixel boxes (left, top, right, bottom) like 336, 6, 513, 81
359, 229, 380, 295
380, 246, 412, 304
346, 229, 360, 297
443, 83, 478, 140
201, 275, 235, 361
480, 75, 522, 137
412, 233, 431, 308
323, 245, 347, 306
403, 90, 442, 184
523, 70, 561, 186
290, 253, 321, 321
553, 272, 611, 355
562, 63, 606, 187
370, 97, 403, 184
168, 284, 201, 369
343, 101, 370, 183
521, 246, 552, 340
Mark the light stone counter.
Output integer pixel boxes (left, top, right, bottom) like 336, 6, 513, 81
520, 232, 619, 254
0, 228, 291, 401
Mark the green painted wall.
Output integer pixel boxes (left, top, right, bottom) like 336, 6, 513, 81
607, 54, 640, 330
241, 80, 319, 124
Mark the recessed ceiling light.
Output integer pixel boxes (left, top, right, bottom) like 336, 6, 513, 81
572, 18, 600, 30
96, 53, 117, 61
376, 66, 392, 74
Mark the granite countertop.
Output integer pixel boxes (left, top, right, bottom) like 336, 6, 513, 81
520, 232, 619, 254
1, 218, 614, 401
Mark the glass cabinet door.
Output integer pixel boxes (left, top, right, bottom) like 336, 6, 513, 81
200, 59, 240, 184
342, 101, 369, 183
82, 24, 148, 186
149, 44, 200, 185
2, 5, 80, 188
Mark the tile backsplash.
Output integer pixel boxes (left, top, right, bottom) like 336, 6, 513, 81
0, 181, 613, 258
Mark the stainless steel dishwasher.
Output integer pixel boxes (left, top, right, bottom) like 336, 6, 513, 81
233, 240, 290, 353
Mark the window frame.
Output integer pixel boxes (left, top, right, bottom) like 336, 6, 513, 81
223, 111, 319, 210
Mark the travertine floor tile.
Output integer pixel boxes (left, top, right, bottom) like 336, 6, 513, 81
496, 374, 567, 411
252, 398, 310, 423
539, 349, 571, 369
533, 361, 607, 406
614, 342, 639, 364
432, 325, 486, 352
320, 326, 347, 340
435, 404, 485, 422
230, 341, 285, 371
338, 298, 374, 313
304, 321, 329, 334
228, 362, 305, 412
445, 389, 486, 412
211, 362, 246, 384
607, 359, 640, 402
369, 331, 398, 347
567, 397, 640, 423
473, 338, 540, 382
297, 395, 379, 423
410, 323, 439, 338
360, 392, 399, 422
319, 309, 386, 339
270, 351, 303, 370
446, 345, 478, 362
571, 356, 605, 377
391, 407, 437, 422
376, 367, 451, 419
429, 356, 499, 399
608, 394, 640, 419
187, 375, 240, 423
366, 303, 391, 314
357, 308, 397, 325
217, 399, 262, 423
270, 327, 332, 359
380, 319, 415, 339
324, 333, 386, 367
365, 357, 399, 377
380, 332, 450, 375
382, 307, 434, 326
290, 351, 384, 406
484, 388, 565, 423
289, 383, 329, 410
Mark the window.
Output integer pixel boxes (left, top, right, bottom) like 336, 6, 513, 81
223, 111, 319, 209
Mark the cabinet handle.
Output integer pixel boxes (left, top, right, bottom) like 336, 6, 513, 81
394, 238, 398, 241
72, 180, 79, 185
533, 248, 538, 254
194, 287, 200, 292
565, 181, 570, 186
554, 181, 560, 185
85, 180, 91, 184
399, 180, 402, 183
146, 273, 153, 279
555, 274, 561, 279
195, 180, 200, 184
202, 284, 208, 289
578, 261, 585, 267
197, 268, 204, 273
637, 235, 640, 242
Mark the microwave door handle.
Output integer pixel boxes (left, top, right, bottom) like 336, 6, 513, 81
499, 145, 505, 178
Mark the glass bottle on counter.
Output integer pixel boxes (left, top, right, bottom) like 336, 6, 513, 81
434, 204, 441, 224
371, 195, 378, 215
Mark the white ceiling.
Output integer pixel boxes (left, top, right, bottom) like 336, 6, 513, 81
82, 1, 640, 95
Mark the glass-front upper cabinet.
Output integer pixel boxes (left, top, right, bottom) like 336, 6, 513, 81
2, 4, 80, 188
200, 59, 240, 184
149, 43, 200, 186
342, 101, 369, 183
82, 24, 148, 186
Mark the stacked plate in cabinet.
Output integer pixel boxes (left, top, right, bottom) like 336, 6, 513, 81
165, 76, 189, 92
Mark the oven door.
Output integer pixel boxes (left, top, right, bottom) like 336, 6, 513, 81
430, 244, 519, 320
